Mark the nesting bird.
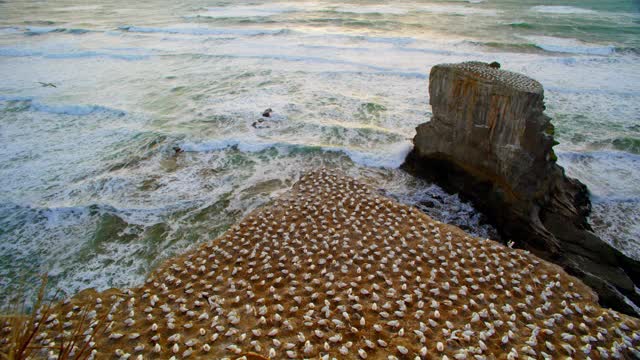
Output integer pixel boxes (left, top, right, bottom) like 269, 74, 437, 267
2, 169, 638, 359
450, 61, 543, 94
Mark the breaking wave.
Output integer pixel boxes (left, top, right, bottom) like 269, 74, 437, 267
520, 36, 615, 55
24, 26, 91, 35
0, 46, 148, 60
0, 97, 126, 116
118, 25, 288, 37
181, 138, 412, 169
531, 6, 596, 15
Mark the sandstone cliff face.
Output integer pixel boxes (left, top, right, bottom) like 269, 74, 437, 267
404, 62, 640, 316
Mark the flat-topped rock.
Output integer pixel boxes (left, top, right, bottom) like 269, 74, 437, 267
2, 170, 639, 359
403, 61, 640, 317
438, 61, 544, 94
414, 62, 554, 204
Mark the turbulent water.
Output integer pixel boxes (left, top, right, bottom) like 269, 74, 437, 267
1, 0, 639, 300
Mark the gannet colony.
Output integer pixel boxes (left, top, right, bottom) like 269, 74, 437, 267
3, 169, 638, 359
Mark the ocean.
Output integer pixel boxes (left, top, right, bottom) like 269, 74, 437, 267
0, 0, 638, 300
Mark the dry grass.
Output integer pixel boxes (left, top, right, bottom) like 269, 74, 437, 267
0, 275, 106, 360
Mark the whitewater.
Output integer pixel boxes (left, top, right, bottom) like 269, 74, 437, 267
1, 0, 639, 300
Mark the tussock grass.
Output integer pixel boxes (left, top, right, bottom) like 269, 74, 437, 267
0, 275, 105, 360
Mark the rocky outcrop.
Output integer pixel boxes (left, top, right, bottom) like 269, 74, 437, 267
403, 61, 640, 316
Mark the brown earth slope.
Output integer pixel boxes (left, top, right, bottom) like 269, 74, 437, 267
3, 169, 639, 359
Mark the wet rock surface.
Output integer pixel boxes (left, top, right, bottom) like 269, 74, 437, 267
403, 61, 640, 316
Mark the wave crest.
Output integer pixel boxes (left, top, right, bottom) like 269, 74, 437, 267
520, 36, 615, 55
181, 138, 412, 169
0, 97, 126, 116
531, 6, 596, 15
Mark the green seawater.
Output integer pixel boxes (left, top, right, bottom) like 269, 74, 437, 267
0, 0, 639, 300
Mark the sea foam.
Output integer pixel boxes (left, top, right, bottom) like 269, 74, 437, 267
522, 36, 615, 55
0, 97, 126, 116
558, 151, 640, 200
196, 4, 304, 18
181, 138, 412, 169
119, 25, 283, 37
331, 3, 497, 16
0, 46, 148, 60
30, 103, 126, 116
531, 6, 596, 14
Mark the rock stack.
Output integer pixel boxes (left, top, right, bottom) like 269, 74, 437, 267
2, 170, 639, 359
403, 61, 640, 316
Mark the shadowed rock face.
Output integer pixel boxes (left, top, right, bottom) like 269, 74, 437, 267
403, 61, 640, 317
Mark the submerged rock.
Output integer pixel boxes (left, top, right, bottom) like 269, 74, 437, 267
403, 61, 640, 316
2, 169, 639, 358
